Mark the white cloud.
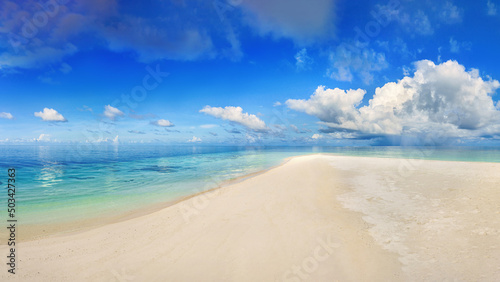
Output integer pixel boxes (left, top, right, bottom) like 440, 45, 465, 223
273, 101, 282, 107
286, 86, 366, 124
487, 0, 497, 15
187, 136, 201, 143
103, 105, 124, 120
86, 135, 119, 144
288, 60, 500, 140
150, 119, 174, 127
0, 112, 13, 119
200, 106, 269, 132
240, 0, 335, 44
441, 1, 463, 24
34, 108, 67, 122
295, 48, 312, 71
36, 134, 50, 141
311, 134, 323, 139
200, 124, 217, 129
327, 42, 388, 85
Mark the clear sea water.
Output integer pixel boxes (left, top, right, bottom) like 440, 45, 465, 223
0, 145, 499, 224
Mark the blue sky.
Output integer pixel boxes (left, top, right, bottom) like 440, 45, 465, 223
1, 0, 500, 145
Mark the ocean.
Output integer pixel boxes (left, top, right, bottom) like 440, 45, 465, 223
1, 145, 499, 225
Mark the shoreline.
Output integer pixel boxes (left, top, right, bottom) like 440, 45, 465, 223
4, 153, 499, 243
2, 156, 296, 243
1, 154, 499, 280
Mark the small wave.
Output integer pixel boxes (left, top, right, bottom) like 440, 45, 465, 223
133, 165, 183, 173
68, 176, 96, 180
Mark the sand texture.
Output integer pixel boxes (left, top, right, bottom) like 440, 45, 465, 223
1, 154, 499, 281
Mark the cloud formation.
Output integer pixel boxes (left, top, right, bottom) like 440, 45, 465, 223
327, 42, 388, 84
200, 106, 269, 132
440, 1, 462, 24
187, 136, 201, 143
36, 133, 51, 141
295, 48, 312, 71
103, 105, 124, 120
375, 4, 433, 35
0, 112, 13, 119
288, 60, 500, 140
240, 0, 335, 44
487, 0, 497, 16
34, 108, 67, 122
150, 119, 174, 127
286, 87, 366, 124
0, 0, 219, 70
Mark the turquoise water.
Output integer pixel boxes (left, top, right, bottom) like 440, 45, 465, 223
0, 145, 499, 224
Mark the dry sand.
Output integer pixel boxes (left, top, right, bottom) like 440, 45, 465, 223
1, 154, 499, 281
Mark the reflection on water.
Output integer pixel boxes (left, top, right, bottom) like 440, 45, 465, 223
37, 163, 64, 189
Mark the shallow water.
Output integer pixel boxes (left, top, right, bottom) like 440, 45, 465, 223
0, 145, 499, 224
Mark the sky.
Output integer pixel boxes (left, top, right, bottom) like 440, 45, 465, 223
0, 0, 500, 146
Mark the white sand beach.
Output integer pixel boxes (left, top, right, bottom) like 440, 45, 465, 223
2, 154, 500, 281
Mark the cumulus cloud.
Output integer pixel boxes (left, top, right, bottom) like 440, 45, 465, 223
288, 60, 500, 141
150, 119, 174, 127
311, 134, 323, 139
327, 42, 388, 84
103, 105, 124, 120
34, 108, 67, 122
36, 134, 51, 142
187, 136, 202, 143
200, 106, 269, 132
0, 112, 13, 119
240, 0, 335, 44
286, 87, 366, 124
